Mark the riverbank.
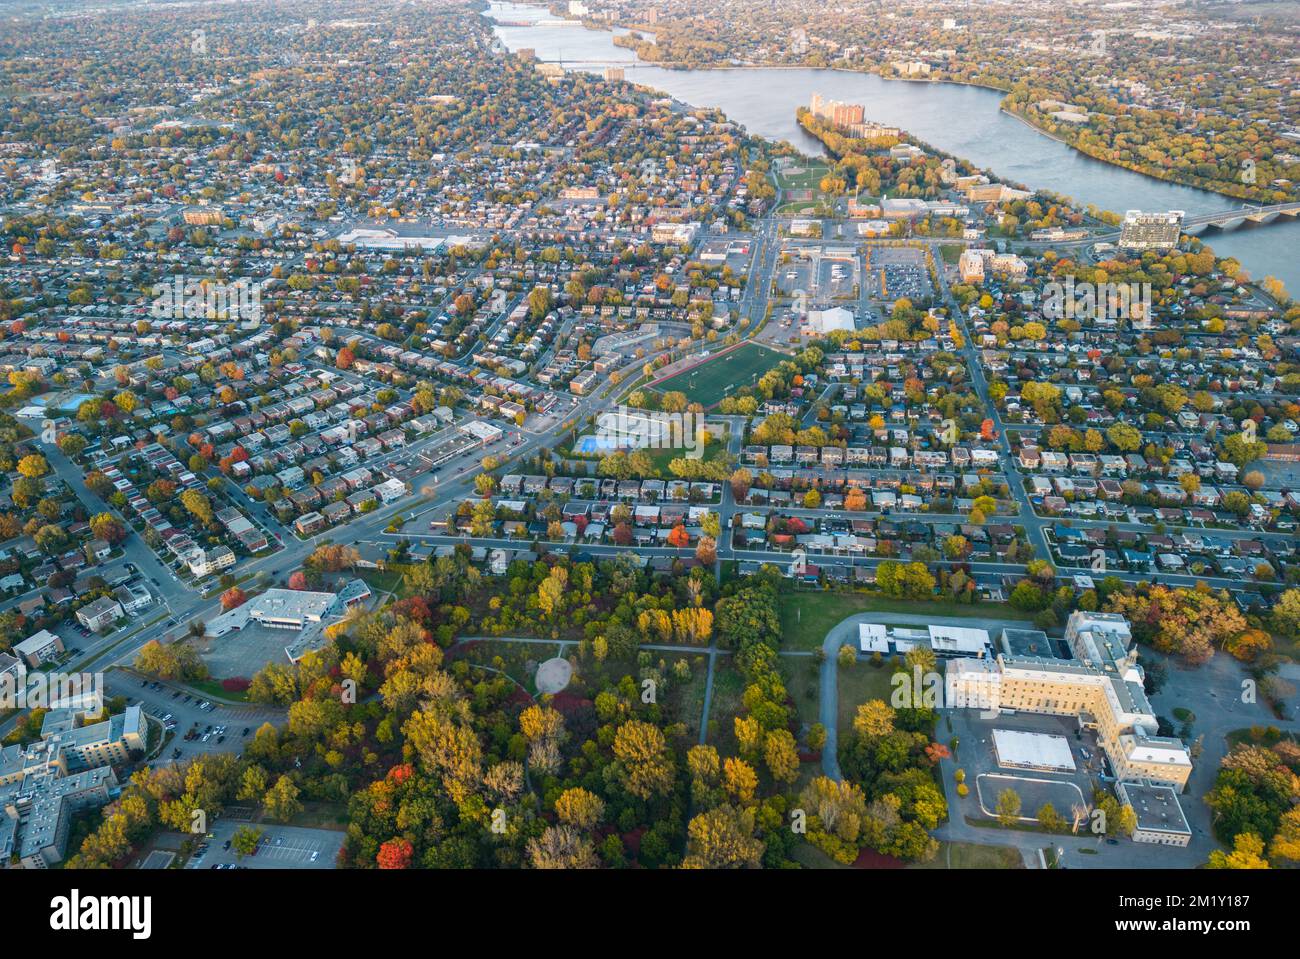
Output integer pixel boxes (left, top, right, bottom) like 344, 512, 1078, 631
488, 2, 1300, 292
576, 13, 1287, 205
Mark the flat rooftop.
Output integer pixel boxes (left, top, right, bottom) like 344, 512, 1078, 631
1000, 628, 1062, 659
992, 729, 1077, 773
1117, 780, 1191, 836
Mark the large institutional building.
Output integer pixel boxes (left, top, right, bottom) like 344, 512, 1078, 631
0, 704, 145, 868
946, 611, 1192, 791
205, 581, 372, 663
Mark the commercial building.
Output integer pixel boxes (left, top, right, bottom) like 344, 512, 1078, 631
113, 582, 153, 614
881, 197, 930, 220
946, 612, 1192, 791
804, 307, 856, 335
1119, 210, 1184, 251
858, 622, 992, 658
204, 582, 371, 663
374, 477, 409, 504
992, 729, 1076, 772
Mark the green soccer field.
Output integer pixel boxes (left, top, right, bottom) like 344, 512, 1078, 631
646, 342, 786, 407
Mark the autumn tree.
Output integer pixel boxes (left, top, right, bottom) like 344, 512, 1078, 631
16, 454, 48, 479
610, 719, 675, 800
377, 837, 414, 869
681, 805, 764, 869
554, 787, 605, 830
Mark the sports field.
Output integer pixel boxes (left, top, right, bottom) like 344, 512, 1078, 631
646, 342, 786, 407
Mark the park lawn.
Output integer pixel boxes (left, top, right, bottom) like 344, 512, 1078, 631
772, 160, 831, 192
782, 655, 821, 728
938, 244, 964, 265
836, 662, 897, 739
646, 342, 786, 408
703, 660, 746, 749
790, 840, 850, 869
639, 429, 731, 477
657, 651, 712, 741
286, 801, 350, 831
779, 589, 1036, 651
185, 678, 250, 703
913, 841, 1025, 869
774, 200, 826, 217
359, 566, 409, 598
1225, 726, 1299, 749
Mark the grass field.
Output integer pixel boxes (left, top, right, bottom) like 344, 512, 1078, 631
914, 841, 1025, 869
779, 589, 1037, 651
837, 663, 897, 739
773, 160, 831, 193
646, 342, 787, 408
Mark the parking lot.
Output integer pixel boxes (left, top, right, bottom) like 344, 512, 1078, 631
776, 259, 814, 297
187, 821, 343, 871
949, 710, 1102, 822
194, 621, 305, 679
104, 669, 287, 763
816, 255, 858, 299
863, 247, 933, 302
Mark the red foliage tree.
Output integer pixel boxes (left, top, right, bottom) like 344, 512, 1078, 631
287, 571, 309, 590
377, 838, 414, 870
220, 587, 247, 611
666, 524, 690, 548
391, 596, 433, 625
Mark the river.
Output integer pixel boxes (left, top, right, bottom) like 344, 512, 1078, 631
487, 2, 1299, 295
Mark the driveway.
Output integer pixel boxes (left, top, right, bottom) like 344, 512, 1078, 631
817, 611, 1037, 782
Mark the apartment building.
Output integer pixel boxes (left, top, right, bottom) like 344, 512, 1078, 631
1119, 210, 1184, 251
75, 596, 125, 633
185, 544, 236, 577
12, 629, 64, 668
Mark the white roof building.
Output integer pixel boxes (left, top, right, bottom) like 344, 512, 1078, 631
805, 307, 856, 335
